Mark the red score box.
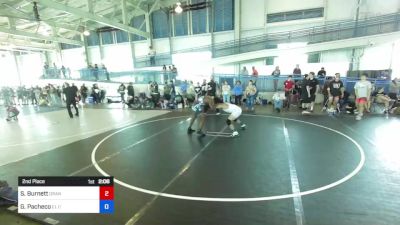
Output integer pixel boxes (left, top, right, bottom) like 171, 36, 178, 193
99, 186, 114, 200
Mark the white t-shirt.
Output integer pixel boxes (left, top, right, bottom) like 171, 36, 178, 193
354, 80, 372, 98
223, 103, 240, 114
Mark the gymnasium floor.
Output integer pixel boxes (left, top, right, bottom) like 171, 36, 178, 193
1, 105, 400, 225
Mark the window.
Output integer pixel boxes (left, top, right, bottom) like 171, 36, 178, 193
87, 33, 99, 46
173, 6, 189, 36
267, 8, 324, 23
191, 0, 208, 34
308, 53, 320, 63
213, 0, 234, 32
100, 31, 114, 45
266, 56, 275, 65
61, 36, 81, 49
116, 30, 129, 43
131, 15, 146, 41
152, 10, 170, 39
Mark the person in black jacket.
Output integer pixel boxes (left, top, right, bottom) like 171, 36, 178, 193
63, 82, 79, 118
126, 82, 135, 108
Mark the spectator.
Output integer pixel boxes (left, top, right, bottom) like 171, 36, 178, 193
92, 83, 101, 104
245, 80, 257, 112
200, 79, 207, 96
283, 75, 295, 109
61, 66, 67, 79
163, 81, 172, 102
118, 83, 126, 103
272, 92, 286, 113
388, 78, 399, 100
317, 67, 326, 78
242, 66, 249, 76
293, 64, 301, 77
322, 77, 333, 110
93, 64, 99, 81
126, 82, 135, 108
179, 80, 188, 107
233, 81, 243, 105
187, 81, 196, 106
148, 46, 156, 66
221, 81, 231, 103
307, 72, 319, 112
162, 65, 167, 72
194, 82, 202, 98
354, 74, 372, 120
372, 87, 395, 113
327, 73, 344, 113
102, 64, 110, 81
252, 66, 258, 84
80, 84, 88, 104
272, 66, 281, 92
172, 65, 177, 73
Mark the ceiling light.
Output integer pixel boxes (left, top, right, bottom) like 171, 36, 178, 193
83, 30, 90, 36
175, 2, 183, 14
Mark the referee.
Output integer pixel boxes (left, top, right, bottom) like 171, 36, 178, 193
63, 82, 79, 118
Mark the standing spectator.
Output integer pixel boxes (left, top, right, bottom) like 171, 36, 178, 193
33, 86, 41, 105
118, 83, 126, 103
207, 77, 217, 97
66, 67, 71, 78
16, 86, 24, 105
245, 80, 257, 112
307, 72, 319, 112
221, 81, 231, 103
293, 64, 301, 77
80, 84, 88, 104
170, 80, 176, 102
49, 85, 59, 106
284, 75, 295, 109
162, 65, 167, 72
172, 65, 178, 73
61, 65, 67, 79
163, 81, 171, 102
102, 64, 110, 81
242, 66, 249, 76
93, 64, 99, 81
233, 81, 243, 105
194, 82, 202, 98
252, 66, 259, 84
200, 79, 207, 96
148, 46, 156, 66
354, 74, 372, 120
388, 78, 399, 100
272, 66, 281, 92
63, 83, 79, 118
327, 73, 344, 113
180, 80, 188, 107
126, 82, 135, 108
322, 77, 333, 111
186, 81, 196, 106
317, 67, 326, 78
300, 74, 310, 111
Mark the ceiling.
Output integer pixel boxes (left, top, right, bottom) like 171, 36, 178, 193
0, 0, 178, 52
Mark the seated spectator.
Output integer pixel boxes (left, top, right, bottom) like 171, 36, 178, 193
372, 87, 395, 113
272, 92, 286, 113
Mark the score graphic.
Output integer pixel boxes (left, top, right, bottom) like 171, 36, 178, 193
18, 177, 114, 214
